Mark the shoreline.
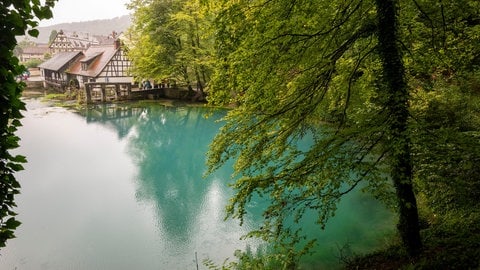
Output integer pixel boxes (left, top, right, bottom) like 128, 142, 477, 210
21, 85, 223, 109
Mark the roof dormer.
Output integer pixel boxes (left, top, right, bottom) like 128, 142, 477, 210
80, 52, 103, 71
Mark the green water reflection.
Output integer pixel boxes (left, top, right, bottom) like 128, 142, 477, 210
0, 100, 394, 270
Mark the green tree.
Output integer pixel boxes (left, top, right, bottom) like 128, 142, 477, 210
13, 39, 35, 57
170, 0, 214, 98
206, 0, 480, 263
43, 52, 52, 60
23, 58, 43, 69
126, 0, 178, 82
48, 29, 58, 44
205, 0, 480, 262
404, 0, 480, 215
126, 0, 214, 97
0, 0, 56, 248
374, 0, 421, 256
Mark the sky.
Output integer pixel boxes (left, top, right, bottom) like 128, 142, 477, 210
39, 0, 131, 26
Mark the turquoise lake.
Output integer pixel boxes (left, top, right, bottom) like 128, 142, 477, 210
0, 99, 394, 269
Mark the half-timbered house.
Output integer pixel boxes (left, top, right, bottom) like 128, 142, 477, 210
39, 37, 133, 100
49, 30, 99, 54
66, 40, 132, 86
38, 51, 83, 89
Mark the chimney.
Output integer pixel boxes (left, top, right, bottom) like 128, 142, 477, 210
114, 39, 121, 49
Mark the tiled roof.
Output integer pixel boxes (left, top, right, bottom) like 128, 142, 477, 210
38, 51, 83, 71
22, 45, 49, 55
94, 35, 117, 45
67, 45, 118, 78
81, 52, 103, 63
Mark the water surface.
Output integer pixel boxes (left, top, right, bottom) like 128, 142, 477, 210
0, 99, 394, 269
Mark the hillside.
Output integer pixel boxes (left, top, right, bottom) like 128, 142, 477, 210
19, 15, 131, 44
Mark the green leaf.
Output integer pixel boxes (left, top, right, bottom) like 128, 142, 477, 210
5, 218, 21, 230
12, 155, 27, 163
28, 29, 39, 37
7, 162, 24, 172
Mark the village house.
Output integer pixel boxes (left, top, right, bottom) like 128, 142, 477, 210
39, 38, 133, 93
48, 30, 99, 54
38, 51, 83, 89
66, 40, 132, 86
48, 30, 120, 54
19, 44, 50, 62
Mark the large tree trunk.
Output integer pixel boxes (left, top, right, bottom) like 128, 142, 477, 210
375, 0, 422, 257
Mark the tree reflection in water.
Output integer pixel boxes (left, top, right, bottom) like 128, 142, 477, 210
78, 102, 394, 269
80, 103, 261, 265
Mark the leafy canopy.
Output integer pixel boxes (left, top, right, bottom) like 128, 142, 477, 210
126, 0, 480, 266
126, 0, 215, 93
205, 0, 480, 263
205, 0, 398, 264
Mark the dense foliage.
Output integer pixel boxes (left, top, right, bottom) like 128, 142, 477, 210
0, 0, 56, 248
403, 0, 480, 215
126, 0, 214, 98
126, 0, 480, 268
202, 0, 424, 264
